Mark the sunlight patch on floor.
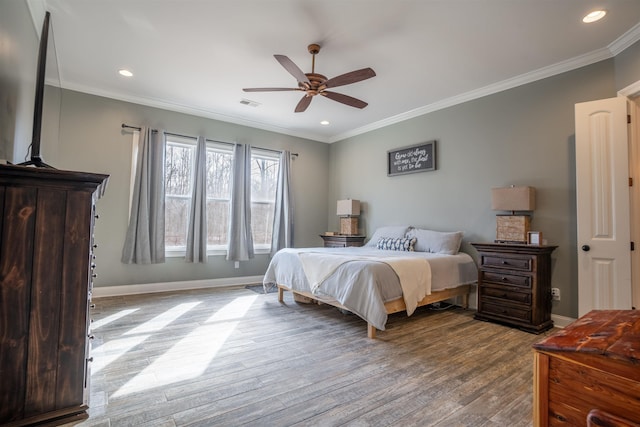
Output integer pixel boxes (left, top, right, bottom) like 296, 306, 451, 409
124, 302, 202, 335
91, 335, 150, 374
91, 308, 139, 330
205, 294, 258, 322
92, 302, 201, 374
111, 294, 258, 398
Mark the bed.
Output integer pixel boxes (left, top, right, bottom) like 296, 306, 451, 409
263, 226, 478, 338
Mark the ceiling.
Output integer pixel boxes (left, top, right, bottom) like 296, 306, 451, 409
32, 0, 640, 143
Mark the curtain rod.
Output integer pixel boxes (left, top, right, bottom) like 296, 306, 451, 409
121, 123, 298, 157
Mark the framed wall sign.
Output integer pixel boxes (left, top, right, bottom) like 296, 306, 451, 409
387, 140, 436, 176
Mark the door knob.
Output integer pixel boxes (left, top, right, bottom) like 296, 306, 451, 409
581, 245, 590, 252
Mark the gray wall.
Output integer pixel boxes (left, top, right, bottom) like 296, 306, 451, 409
329, 60, 618, 319
0, 1, 38, 162
615, 40, 640, 91
46, 89, 330, 287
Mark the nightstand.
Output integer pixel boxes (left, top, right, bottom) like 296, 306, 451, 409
320, 234, 366, 248
471, 242, 557, 333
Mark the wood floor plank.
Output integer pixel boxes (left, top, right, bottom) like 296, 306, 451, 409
66, 286, 554, 426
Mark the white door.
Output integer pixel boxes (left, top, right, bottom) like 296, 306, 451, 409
575, 97, 632, 316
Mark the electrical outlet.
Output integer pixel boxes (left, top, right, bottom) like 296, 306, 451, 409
551, 288, 560, 301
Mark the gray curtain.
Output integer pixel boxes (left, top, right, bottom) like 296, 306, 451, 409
186, 136, 208, 263
270, 150, 293, 256
122, 127, 166, 264
227, 143, 254, 261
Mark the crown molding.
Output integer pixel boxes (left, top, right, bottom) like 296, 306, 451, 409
330, 47, 613, 143
619, 80, 640, 98
59, 82, 331, 143
608, 22, 640, 56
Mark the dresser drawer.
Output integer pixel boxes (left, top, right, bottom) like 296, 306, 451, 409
482, 271, 531, 288
480, 285, 531, 305
320, 235, 365, 248
324, 241, 347, 248
480, 300, 531, 323
482, 255, 532, 271
546, 357, 640, 424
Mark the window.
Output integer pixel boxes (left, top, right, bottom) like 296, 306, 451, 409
250, 150, 279, 247
165, 140, 195, 248
164, 136, 280, 254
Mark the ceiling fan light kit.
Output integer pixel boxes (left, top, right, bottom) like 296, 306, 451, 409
243, 43, 376, 113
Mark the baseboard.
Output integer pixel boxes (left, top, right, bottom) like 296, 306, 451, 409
551, 313, 576, 328
92, 275, 264, 298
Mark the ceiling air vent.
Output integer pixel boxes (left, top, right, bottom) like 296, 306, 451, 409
240, 98, 261, 107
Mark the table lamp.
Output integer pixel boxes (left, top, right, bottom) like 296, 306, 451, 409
492, 186, 535, 243
337, 199, 360, 235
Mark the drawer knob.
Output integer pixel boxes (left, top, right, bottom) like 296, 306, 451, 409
501, 260, 508, 265
502, 277, 508, 281
582, 244, 590, 252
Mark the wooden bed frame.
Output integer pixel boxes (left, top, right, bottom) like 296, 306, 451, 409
277, 283, 472, 338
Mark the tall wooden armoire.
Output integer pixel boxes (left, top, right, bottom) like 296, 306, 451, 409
0, 165, 108, 426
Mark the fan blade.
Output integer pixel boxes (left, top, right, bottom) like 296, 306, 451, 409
243, 87, 300, 92
322, 91, 368, 109
274, 54, 310, 85
324, 68, 376, 89
295, 95, 313, 113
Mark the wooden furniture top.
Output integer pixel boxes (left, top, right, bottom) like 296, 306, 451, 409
533, 310, 640, 364
471, 242, 558, 254
0, 164, 109, 196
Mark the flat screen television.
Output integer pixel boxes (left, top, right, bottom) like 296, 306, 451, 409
19, 11, 53, 168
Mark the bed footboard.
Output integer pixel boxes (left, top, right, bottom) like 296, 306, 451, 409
276, 283, 474, 339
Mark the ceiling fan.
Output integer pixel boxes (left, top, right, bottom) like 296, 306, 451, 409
243, 44, 376, 113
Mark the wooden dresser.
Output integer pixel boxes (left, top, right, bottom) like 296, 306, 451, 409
533, 310, 640, 426
319, 234, 366, 248
0, 165, 108, 426
471, 243, 557, 333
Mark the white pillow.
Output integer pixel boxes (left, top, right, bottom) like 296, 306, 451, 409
365, 225, 411, 247
406, 228, 463, 255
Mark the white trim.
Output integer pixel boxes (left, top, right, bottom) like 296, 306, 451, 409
551, 313, 576, 329
329, 48, 613, 143
92, 275, 264, 298
59, 81, 331, 143
608, 22, 640, 56
618, 80, 640, 98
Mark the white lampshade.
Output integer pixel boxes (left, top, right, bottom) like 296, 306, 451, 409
491, 186, 536, 212
337, 199, 360, 216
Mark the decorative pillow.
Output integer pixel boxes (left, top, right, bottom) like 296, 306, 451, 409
406, 228, 463, 255
365, 225, 411, 247
376, 237, 416, 251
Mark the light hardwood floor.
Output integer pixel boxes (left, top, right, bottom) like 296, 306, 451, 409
73, 286, 555, 427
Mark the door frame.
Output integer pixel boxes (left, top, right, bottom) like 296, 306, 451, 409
618, 81, 640, 309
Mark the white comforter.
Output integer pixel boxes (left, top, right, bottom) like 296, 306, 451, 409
298, 251, 431, 316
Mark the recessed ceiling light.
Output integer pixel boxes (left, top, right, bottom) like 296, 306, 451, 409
582, 10, 606, 23
320, 120, 330, 126
118, 69, 133, 77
